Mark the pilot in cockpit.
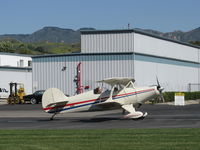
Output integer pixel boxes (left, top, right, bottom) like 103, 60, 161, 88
94, 87, 103, 94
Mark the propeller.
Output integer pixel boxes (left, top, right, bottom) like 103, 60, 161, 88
156, 77, 165, 103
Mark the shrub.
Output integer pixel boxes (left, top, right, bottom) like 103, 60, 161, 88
163, 91, 200, 102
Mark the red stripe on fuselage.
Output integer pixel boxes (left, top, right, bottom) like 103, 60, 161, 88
43, 88, 155, 111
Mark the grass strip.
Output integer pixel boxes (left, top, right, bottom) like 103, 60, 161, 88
0, 128, 199, 150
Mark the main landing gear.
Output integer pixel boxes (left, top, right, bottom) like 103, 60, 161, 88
50, 112, 58, 120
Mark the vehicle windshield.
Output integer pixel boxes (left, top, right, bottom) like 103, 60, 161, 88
34, 91, 44, 95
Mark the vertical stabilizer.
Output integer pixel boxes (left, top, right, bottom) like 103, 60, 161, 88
42, 88, 68, 112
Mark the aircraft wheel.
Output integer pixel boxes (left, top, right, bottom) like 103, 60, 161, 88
30, 98, 37, 104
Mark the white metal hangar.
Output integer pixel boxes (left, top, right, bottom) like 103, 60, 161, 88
0, 66, 32, 94
32, 29, 200, 95
0, 53, 32, 94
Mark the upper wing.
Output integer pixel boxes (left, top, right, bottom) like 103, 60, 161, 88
97, 77, 135, 86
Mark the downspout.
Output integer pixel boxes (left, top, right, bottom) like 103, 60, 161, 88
198, 48, 200, 91
132, 30, 135, 78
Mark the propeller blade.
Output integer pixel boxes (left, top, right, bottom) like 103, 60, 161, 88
156, 76, 160, 87
155, 76, 165, 103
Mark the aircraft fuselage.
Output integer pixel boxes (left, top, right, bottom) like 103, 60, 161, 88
44, 86, 159, 114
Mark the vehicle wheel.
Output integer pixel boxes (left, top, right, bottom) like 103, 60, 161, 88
30, 98, 37, 104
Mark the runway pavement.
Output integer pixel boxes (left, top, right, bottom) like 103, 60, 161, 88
0, 103, 200, 129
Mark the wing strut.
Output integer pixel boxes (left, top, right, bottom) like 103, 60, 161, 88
105, 85, 116, 102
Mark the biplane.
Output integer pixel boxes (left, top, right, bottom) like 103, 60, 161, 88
42, 77, 164, 120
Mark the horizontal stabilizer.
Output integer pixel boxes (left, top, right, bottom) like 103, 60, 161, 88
42, 88, 68, 113
46, 101, 68, 108
44, 101, 68, 113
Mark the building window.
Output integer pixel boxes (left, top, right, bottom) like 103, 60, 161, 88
20, 60, 24, 67
28, 60, 32, 67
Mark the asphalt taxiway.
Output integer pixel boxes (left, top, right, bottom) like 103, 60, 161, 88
0, 103, 200, 129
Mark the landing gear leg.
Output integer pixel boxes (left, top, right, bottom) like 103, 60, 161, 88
137, 103, 142, 108
122, 108, 126, 115
50, 112, 57, 120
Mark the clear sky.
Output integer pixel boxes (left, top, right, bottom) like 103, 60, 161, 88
0, 0, 199, 34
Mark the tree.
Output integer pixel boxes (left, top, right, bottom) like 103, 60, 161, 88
35, 46, 46, 53
0, 40, 14, 52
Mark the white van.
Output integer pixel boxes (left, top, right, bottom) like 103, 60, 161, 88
0, 88, 9, 99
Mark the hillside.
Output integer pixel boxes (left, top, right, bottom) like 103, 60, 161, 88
0, 27, 95, 44
140, 27, 200, 43
0, 26, 199, 55
0, 38, 80, 55
0, 26, 200, 45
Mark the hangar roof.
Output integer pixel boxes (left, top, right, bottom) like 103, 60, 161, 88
80, 29, 200, 49
0, 66, 32, 71
31, 52, 198, 66
0, 52, 32, 57
32, 52, 133, 58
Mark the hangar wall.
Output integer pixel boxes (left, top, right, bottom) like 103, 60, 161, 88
0, 67, 32, 94
0, 53, 33, 95
133, 33, 200, 91
0, 53, 32, 67
134, 33, 199, 62
134, 54, 199, 91
81, 29, 200, 92
32, 53, 134, 95
81, 30, 134, 53
32, 29, 200, 93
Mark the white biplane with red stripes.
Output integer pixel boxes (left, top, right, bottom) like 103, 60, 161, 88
42, 77, 164, 120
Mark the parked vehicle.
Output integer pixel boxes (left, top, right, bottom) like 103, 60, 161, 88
0, 88, 9, 99
23, 90, 45, 104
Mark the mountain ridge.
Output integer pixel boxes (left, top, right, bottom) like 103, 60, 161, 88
139, 27, 200, 42
0, 26, 199, 44
0, 27, 96, 44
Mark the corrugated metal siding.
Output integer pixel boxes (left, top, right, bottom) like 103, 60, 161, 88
81, 31, 199, 63
0, 54, 32, 67
32, 51, 200, 93
198, 49, 200, 88
134, 52, 200, 91
134, 60, 199, 91
81, 33, 134, 53
32, 54, 134, 95
134, 33, 199, 63
0, 69, 32, 94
